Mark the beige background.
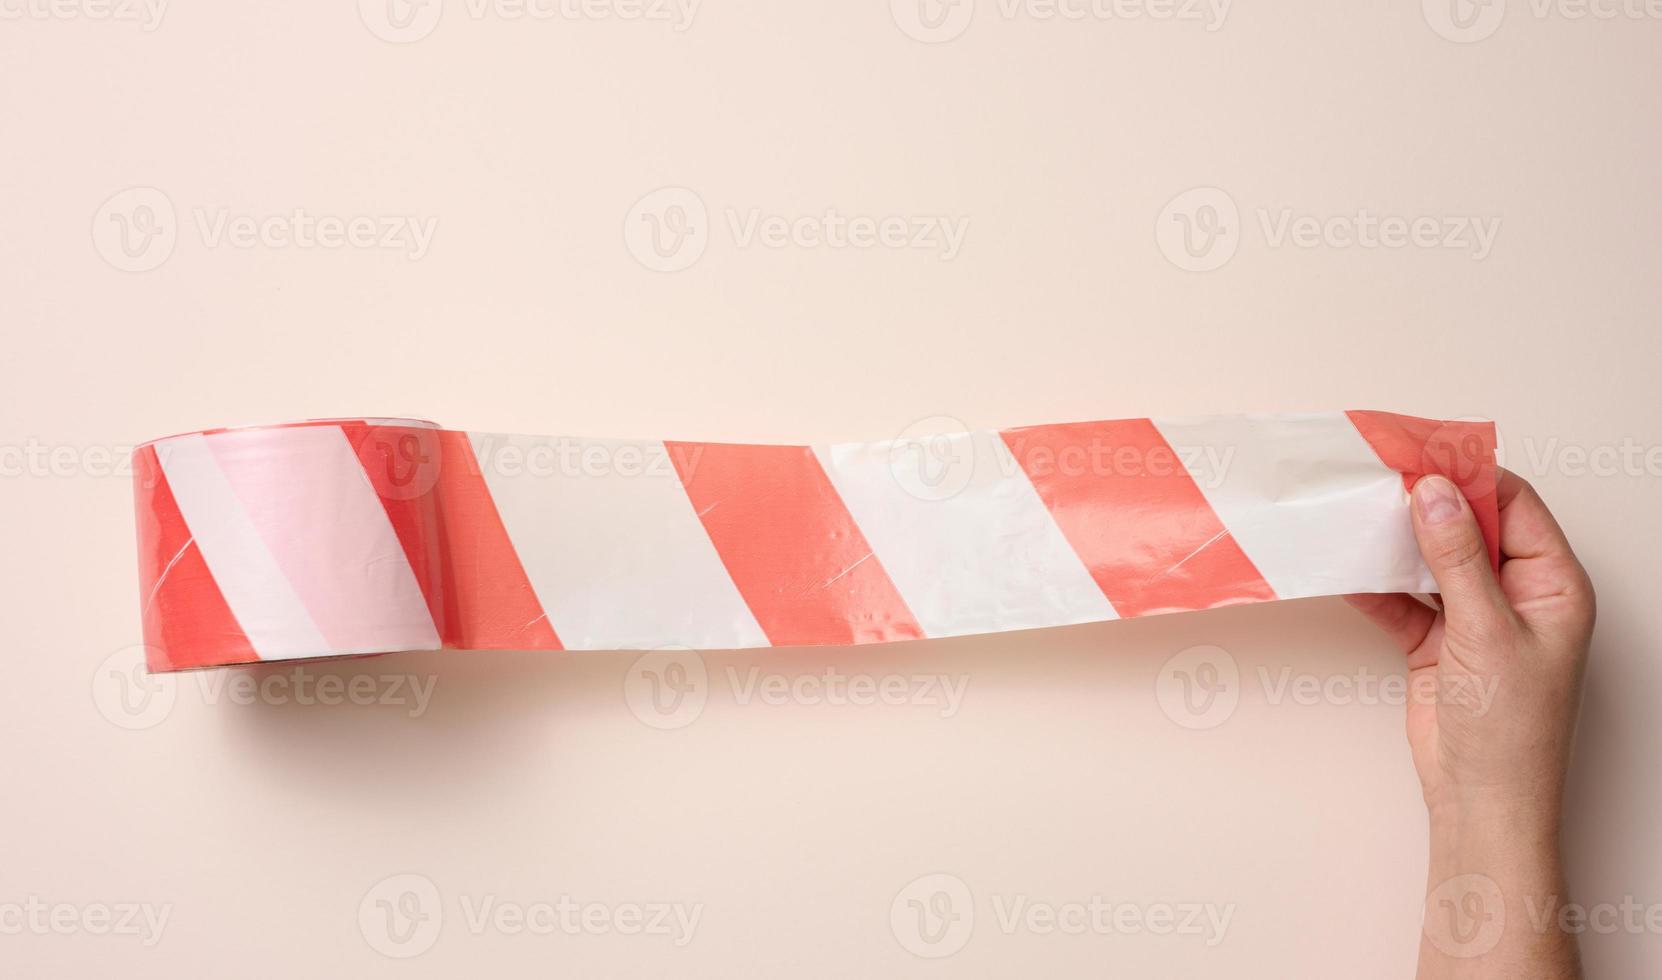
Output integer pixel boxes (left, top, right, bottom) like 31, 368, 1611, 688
2, 1, 1659, 976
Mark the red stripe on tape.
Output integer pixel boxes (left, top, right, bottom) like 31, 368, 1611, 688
1345, 410, 1501, 571
1002, 419, 1277, 616
430, 430, 563, 650
341, 422, 448, 637
133, 445, 260, 670
667, 441, 923, 645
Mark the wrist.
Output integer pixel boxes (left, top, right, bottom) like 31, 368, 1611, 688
1428, 796, 1561, 877
1419, 798, 1578, 979
1426, 783, 1563, 846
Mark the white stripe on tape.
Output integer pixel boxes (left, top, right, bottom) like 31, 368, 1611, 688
476, 434, 769, 650
1153, 412, 1438, 597
155, 433, 332, 660
814, 430, 1117, 639
209, 425, 441, 655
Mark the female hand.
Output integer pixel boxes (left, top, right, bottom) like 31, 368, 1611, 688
1347, 468, 1594, 979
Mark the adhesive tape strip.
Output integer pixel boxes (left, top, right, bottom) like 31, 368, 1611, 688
131, 411, 1498, 672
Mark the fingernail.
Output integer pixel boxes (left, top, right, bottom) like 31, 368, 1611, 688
1414, 475, 1463, 525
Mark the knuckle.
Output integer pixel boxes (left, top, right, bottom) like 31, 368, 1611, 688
1558, 567, 1598, 633
1443, 615, 1514, 663
1430, 529, 1489, 573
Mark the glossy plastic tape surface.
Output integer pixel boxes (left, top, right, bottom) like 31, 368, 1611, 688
131, 412, 1498, 672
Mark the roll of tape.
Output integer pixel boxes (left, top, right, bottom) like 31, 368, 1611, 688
131, 411, 1498, 672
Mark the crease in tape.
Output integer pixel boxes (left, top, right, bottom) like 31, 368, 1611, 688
131, 411, 1499, 672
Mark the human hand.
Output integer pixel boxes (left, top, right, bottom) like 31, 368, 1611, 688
1347, 468, 1594, 819
1346, 468, 1594, 979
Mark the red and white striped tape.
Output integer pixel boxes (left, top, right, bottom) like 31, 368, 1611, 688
131, 412, 1498, 672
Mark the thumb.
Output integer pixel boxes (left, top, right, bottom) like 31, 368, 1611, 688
1410, 475, 1512, 642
